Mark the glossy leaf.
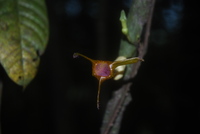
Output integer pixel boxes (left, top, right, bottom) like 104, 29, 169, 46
0, 0, 49, 87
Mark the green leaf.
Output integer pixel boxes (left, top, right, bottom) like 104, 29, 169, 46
0, 0, 49, 87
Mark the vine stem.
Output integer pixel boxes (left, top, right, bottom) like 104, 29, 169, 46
102, 83, 132, 134
101, 0, 155, 134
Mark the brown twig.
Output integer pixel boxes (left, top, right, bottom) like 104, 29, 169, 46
101, 83, 132, 134
101, 0, 155, 134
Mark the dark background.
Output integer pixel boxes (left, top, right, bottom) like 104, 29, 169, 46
1, 0, 199, 134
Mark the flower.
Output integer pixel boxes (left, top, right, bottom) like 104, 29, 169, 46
73, 53, 144, 109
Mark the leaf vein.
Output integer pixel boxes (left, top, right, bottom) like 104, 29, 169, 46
0, 47, 20, 62
18, 1, 47, 24
20, 21, 43, 47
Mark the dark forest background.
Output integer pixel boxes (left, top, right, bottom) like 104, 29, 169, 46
1, 0, 199, 134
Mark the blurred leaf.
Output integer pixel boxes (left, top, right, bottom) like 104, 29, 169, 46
0, 0, 49, 87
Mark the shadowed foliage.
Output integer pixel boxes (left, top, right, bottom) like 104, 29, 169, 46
0, 0, 49, 87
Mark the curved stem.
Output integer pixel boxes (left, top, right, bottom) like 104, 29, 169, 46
97, 77, 105, 109
73, 53, 95, 63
